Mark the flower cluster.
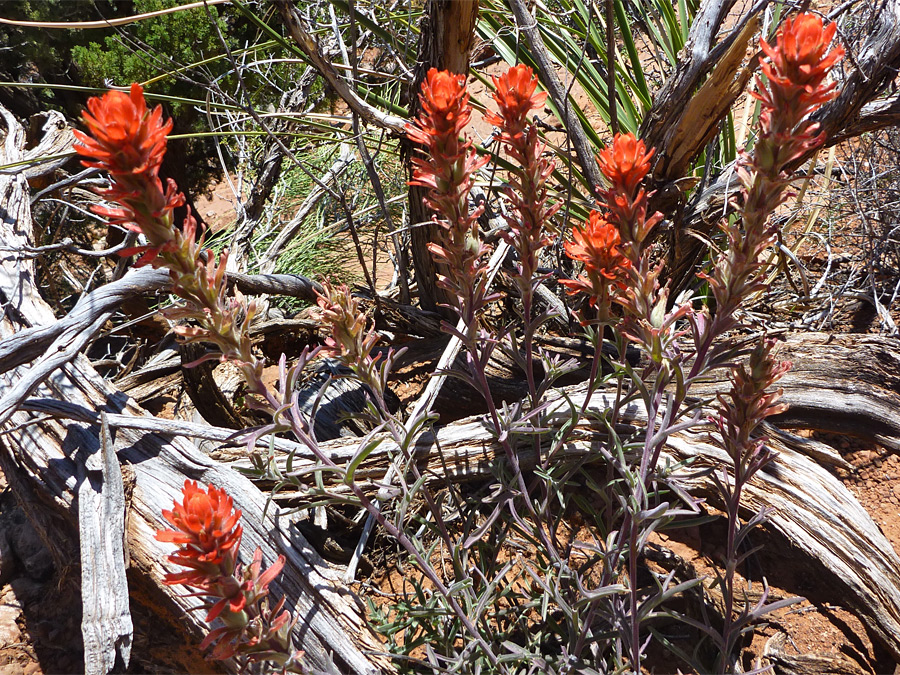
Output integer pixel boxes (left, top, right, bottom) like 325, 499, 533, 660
755, 13, 844, 161
74, 83, 182, 267
562, 132, 685, 359
703, 14, 844, 340
156, 481, 305, 671
156, 479, 243, 588
407, 68, 492, 324
559, 211, 630, 318
315, 280, 379, 365
486, 65, 547, 145
74, 84, 268, 405
487, 65, 559, 297
713, 339, 791, 460
596, 133, 661, 250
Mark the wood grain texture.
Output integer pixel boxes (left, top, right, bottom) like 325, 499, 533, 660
221, 334, 900, 661
78, 413, 133, 675
0, 103, 394, 675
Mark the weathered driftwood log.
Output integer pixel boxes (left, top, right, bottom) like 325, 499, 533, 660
223, 376, 900, 662
391, 331, 900, 448
762, 632, 868, 675
692, 332, 900, 450
0, 105, 393, 674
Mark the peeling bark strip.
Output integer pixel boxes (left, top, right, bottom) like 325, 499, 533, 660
79, 412, 133, 675
0, 105, 394, 674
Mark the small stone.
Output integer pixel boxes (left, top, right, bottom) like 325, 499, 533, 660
206, 210, 216, 217
0, 603, 21, 647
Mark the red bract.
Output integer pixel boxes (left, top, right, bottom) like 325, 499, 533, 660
156, 480, 243, 569
561, 211, 631, 310
564, 211, 630, 282
752, 13, 845, 161
759, 14, 843, 98
486, 65, 547, 143
73, 83, 172, 180
597, 133, 654, 201
406, 69, 471, 156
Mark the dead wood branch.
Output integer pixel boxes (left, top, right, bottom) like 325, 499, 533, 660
650, 0, 900, 296
640, 0, 754, 183
0, 110, 74, 180
272, 0, 407, 136
224, 363, 900, 661
0, 103, 394, 674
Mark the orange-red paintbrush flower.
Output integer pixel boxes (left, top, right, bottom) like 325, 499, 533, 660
156, 480, 243, 569
597, 133, 654, 200
486, 64, 547, 142
754, 13, 844, 137
760, 13, 844, 92
73, 82, 172, 179
561, 210, 631, 306
406, 68, 471, 150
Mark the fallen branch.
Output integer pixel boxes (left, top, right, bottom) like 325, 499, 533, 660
221, 375, 900, 662
0, 102, 394, 675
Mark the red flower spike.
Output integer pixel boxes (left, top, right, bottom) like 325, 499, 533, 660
751, 13, 844, 152
698, 13, 843, 367
597, 133, 654, 200
486, 65, 547, 142
73, 83, 172, 179
561, 210, 632, 309
156, 480, 243, 569
406, 69, 493, 319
